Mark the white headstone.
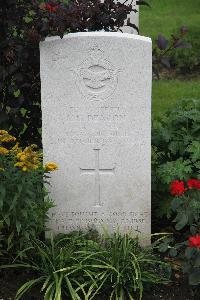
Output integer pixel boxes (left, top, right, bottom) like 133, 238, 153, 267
40, 32, 151, 242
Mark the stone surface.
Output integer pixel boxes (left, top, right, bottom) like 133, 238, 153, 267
118, 0, 139, 34
40, 32, 152, 242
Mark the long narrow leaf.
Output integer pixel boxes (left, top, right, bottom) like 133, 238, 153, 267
15, 277, 45, 300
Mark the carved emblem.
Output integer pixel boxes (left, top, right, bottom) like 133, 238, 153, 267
75, 47, 118, 101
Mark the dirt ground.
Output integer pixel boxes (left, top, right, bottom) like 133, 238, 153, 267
0, 269, 197, 300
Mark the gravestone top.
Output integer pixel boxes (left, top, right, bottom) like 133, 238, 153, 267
40, 32, 152, 244
43, 32, 150, 42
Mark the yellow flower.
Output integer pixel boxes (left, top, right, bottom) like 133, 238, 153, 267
15, 162, 24, 168
11, 142, 20, 154
0, 133, 16, 143
0, 146, 9, 155
17, 152, 26, 161
0, 167, 4, 171
14, 145, 42, 171
44, 162, 58, 172
0, 130, 8, 135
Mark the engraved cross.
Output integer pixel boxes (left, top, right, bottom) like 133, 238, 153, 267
80, 149, 115, 207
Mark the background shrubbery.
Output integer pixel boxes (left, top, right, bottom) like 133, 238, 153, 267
152, 99, 200, 219
171, 27, 200, 75
0, 130, 56, 258
159, 179, 200, 287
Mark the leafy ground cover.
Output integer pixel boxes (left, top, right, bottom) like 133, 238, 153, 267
152, 79, 200, 117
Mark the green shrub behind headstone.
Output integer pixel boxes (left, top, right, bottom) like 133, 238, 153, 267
171, 27, 200, 74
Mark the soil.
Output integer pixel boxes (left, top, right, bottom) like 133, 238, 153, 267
0, 270, 198, 300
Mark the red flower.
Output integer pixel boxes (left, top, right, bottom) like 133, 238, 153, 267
187, 179, 200, 190
45, 3, 59, 13
188, 235, 200, 249
170, 180, 186, 196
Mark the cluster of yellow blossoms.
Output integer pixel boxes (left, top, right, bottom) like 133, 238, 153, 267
0, 130, 16, 155
15, 144, 42, 172
0, 130, 58, 172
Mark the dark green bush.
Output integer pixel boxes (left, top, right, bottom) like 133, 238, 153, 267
158, 180, 200, 286
0, 161, 53, 259
0, 130, 55, 259
152, 99, 200, 219
171, 27, 200, 74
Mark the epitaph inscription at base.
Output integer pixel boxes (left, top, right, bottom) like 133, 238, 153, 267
40, 32, 152, 244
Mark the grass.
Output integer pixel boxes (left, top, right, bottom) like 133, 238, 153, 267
152, 79, 200, 118
140, 0, 200, 116
140, 0, 200, 40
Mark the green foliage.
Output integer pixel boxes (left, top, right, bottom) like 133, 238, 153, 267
1, 231, 170, 300
152, 99, 200, 218
157, 158, 192, 185
159, 241, 200, 286
152, 80, 200, 119
171, 27, 200, 74
0, 155, 53, 258
184, 248, 200, 285
79, 231, 170, 300
4, 234, 87, 300
171, 190, 200, 231
0, 129, 56, 259
158, 183, 200, 286
152, 29, 191, 78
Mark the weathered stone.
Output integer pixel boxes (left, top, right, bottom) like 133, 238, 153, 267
40, 32, 152, 243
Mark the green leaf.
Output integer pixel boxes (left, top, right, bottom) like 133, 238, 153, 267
185, 247, 196, 259
13, 89, 21, 97
169, 248, 177, 257
23, 16, 33, 23
158, 243, 169, 253
16, 277, 45, 300
175, 213, 188, 231
16, 221, 21, 235
65, 276, 81, 300
187, 141, 200, 162
171, 198, 181, 211
189, 270, 200, 285
0, 186, 6, 209
7, 231, 14, 250
190, 225, 197, 235
158, 158, 192, 184
194, 252, 200, 267
194, 161, 200, 170
29, 10, 36, 16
